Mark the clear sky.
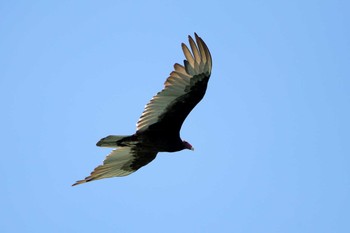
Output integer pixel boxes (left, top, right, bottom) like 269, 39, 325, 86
1, 1, 349, 232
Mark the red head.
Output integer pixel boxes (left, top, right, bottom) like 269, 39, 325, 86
183, 140, 194, 151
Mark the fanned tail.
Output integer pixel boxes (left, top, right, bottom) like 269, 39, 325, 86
96, 135, 131, 148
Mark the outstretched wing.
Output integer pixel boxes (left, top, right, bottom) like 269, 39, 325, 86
136, 33, 212, 135
72, 147, 157, 186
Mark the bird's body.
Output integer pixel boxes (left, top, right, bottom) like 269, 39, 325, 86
73, 33, 212, 186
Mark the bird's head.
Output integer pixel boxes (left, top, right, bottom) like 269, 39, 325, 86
183, 140, 194, 151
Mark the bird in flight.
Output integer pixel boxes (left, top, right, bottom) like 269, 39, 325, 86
73, 33, 212, 186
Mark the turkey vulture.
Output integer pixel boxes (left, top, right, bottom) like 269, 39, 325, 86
73, 33, 212, 186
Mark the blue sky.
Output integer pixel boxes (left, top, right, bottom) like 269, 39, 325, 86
1, 1, 349, 232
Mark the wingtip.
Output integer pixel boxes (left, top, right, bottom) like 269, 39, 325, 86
72, 180, 85, 186
188, 34, 193, 41
182, 32, 212, 76
187, 33, 200, 46
190, 32, 200, 42
194, 32, 199, 39
193, 33, 212, 72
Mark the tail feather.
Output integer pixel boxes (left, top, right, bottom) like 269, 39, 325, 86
96, 135, 130, 148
